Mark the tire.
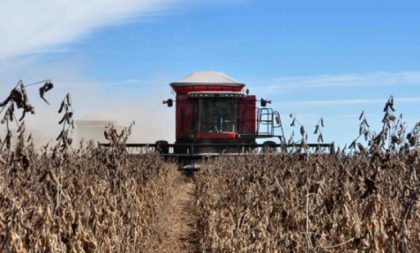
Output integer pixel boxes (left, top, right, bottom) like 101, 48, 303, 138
262, 141, 276, 152
155, 140, 169, 154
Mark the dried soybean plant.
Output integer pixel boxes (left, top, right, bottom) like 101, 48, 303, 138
314, 117, 325, 153
0, 80, 54, 185
194, 97, 420, 253
0, 81, 181, 252
288, 114, 327, 153
288, 114, 309, 153
102, 121, 136, 189
56, 93, 74, 153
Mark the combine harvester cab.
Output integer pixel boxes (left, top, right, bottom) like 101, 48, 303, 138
104, 71, 334, 169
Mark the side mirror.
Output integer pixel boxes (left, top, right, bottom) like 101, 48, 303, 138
162, 99, 173, 107
260, 99, 271, 107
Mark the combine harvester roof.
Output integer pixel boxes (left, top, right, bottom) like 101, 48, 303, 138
170, 71, 244, 86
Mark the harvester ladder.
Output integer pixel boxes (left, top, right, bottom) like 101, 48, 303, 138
257, 108, 276, 136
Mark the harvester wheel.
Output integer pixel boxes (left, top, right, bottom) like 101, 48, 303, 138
155, 140, 169, 154
262, 141, 276, 153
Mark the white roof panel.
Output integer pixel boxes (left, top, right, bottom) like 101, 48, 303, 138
171, 71, 244, 86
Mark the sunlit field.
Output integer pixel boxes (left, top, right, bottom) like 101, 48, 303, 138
1, 85, 419, 252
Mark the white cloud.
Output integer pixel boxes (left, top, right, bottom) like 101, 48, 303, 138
261, 70, 420, 90
0, 0, 173, 60
0, 0, 238, 146
0, 0, 242, 146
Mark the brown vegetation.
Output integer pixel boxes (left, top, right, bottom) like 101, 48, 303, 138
194, 98, 420, 252
194, 151, 419, 252
0, 84, 184, 252
1, 83, 419, 252
0, 140, 183, 252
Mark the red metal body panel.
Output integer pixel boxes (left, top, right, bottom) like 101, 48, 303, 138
171, 85, 244, 95
196, 131, 236, 139
175, 95, 194, 139
172, 83, 257, 142
238, 96, 257, 134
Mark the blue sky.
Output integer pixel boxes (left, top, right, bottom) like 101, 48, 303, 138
1, 0, 419, 146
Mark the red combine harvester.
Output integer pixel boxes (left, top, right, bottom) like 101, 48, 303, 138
111, 72, 334, 168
